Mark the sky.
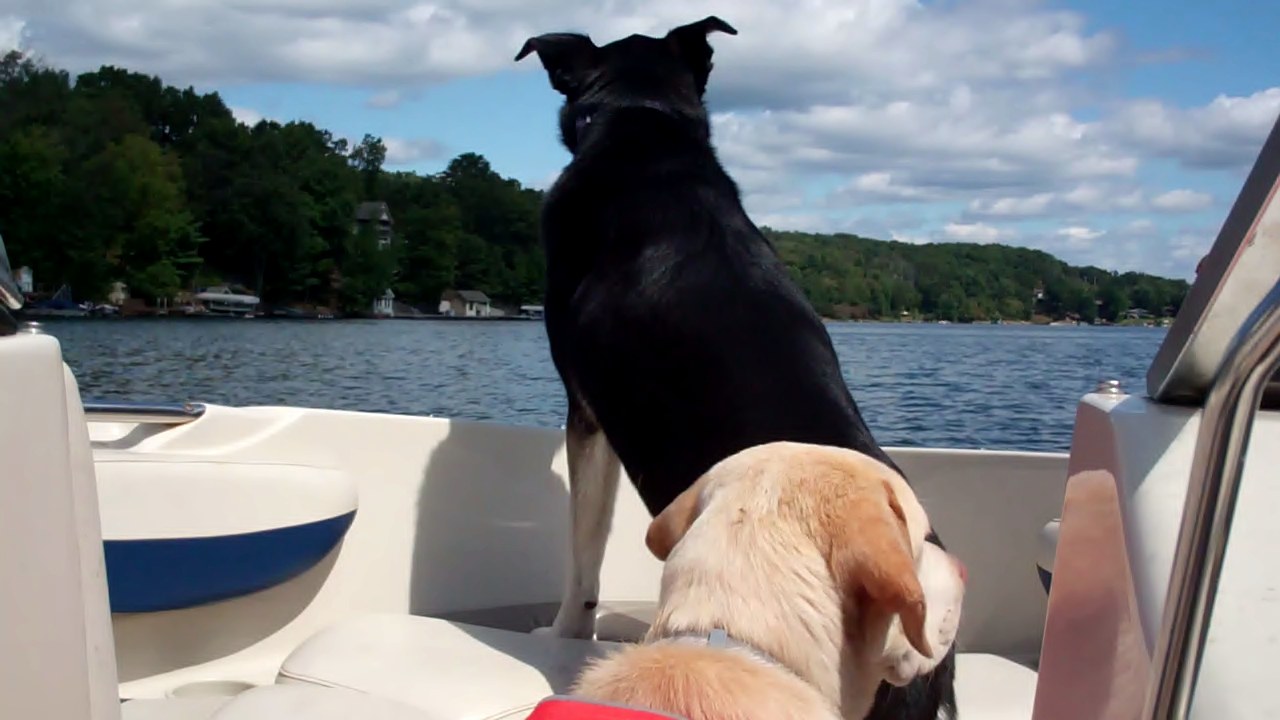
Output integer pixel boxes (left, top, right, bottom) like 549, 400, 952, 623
3, 1, 1277, 281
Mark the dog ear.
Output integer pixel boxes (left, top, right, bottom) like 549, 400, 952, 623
514, 32, 600, 98
664, 16, 738, 95
645, 474, 713, 561
829, 479, 933, 659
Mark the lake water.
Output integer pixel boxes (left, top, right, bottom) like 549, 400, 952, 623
40, 318, 1168, 453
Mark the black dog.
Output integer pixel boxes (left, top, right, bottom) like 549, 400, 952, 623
517, 17, 957, 720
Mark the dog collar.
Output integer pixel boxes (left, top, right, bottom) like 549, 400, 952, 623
660, 628, 794, 675
573, 101, 689, 143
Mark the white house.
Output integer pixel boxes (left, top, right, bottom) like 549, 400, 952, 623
440, 290, 493, 317
16, 266, 33, 294
373, 288, 395, 318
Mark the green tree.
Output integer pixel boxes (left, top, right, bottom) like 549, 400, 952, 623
75, 134, 203, 301
0, 52, 1192, 320
337, 224, 399, 314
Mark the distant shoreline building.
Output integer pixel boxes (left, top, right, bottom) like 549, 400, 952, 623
439, 290, 493, 317
354, 201, 394, 248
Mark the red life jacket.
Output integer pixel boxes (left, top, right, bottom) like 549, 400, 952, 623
526, 695, 688, 720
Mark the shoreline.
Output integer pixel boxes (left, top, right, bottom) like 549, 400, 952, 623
16, 312, 1168, 328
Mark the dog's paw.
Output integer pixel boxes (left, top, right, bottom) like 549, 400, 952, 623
534, 607, 598, 640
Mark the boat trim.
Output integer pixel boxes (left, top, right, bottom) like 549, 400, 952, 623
1146, 112, 1280, 408
0, 232, 22, 337
103, 510, 356, 613
1144, 279, 1280, 719
84, 400, 207, 425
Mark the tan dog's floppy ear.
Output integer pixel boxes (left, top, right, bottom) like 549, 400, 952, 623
645, 474, 712, 561
830, 479, 933, 659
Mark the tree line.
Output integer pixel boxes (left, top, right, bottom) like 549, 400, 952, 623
0, 51, 1189, 321
770, 231, 1189, 323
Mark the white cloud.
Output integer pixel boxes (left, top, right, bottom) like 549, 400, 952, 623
1151, 188, 1213, 212
383, 137, 444, 165
943, 222, 1007, 244
890, 230, 930, 245
4, 0, 1274, 279
1056, 226, 1104, 249
966, 183, 1141, 218
0, 1, 1118, 97
0, 15, 24, 50
964, 183, 1213, 219
1105, 88, 1280, 170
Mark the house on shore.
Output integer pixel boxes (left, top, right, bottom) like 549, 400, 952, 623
373, 289, 395, 318
354, 201, 394, 248
439, 290, 493, 317
354, 200, 396, 316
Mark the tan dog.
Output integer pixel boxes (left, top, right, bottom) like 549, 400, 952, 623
570, 441, 966, 720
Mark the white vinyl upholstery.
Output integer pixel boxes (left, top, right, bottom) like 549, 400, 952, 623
278, 614, 617, 720
212, 685, 436, 720
121, 697, 232, 720
276, 614, 1038, 720
955, 653, 1039, 720
0, 336, 122, 720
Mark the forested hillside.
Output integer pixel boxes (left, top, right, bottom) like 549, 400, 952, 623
770, 231, 1189, 322
0, 51, 1189, 321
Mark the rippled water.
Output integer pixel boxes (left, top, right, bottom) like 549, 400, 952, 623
42, 318, 1168, 452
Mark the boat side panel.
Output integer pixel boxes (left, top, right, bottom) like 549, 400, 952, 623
1036, 392, 1280, 719
99, 405, 1066, 696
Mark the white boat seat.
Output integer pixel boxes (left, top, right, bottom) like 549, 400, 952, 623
121, 683, 441, 720
211, 685, 436, 720
277, 614, 1039, 720
955, 653, 1039, 720
278, 614, 616, 720
120, 696, 233, 720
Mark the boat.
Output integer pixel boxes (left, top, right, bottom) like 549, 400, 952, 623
22, 283, 91, 317
193, 285, 261, 317
1, 112, 1278, 720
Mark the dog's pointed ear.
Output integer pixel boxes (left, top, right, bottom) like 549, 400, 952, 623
645, 473, 714, 561
665, 16, 737, 95
829, 479, 933, 659
514, 32, 599, 98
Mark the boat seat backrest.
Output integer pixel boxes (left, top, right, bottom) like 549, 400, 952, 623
0, 333, 121, 720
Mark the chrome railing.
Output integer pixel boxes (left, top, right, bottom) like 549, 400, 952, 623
83, 400, 207, 425
0, 232, 22, 337
1144, 279, 1280, 719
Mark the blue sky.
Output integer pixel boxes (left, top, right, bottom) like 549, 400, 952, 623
3, 0, 1277, 280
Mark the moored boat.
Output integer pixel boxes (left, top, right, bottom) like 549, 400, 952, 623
194, 286, 261, 317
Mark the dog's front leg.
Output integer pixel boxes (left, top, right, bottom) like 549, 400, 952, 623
536, 407, 622, 639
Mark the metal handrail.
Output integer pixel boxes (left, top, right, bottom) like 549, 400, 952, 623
83, 400, 207, 425
1144, 279, 1280, 719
